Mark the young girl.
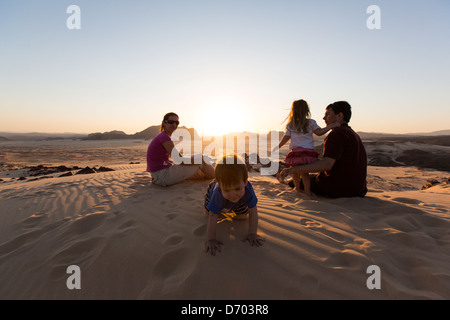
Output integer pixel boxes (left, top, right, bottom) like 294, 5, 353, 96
275, 99, 339, 195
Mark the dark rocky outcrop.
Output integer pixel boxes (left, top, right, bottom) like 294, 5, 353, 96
83, 126, 199, 141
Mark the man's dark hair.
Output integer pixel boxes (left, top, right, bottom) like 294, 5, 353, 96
327, 101, 352, 123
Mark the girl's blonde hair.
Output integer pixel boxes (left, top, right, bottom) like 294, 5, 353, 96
284, 99, 311, 134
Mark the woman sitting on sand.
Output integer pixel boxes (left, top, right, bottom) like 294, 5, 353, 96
146, 112, 215, 186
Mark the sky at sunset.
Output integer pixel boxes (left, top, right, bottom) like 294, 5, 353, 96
1, 0, 449, 136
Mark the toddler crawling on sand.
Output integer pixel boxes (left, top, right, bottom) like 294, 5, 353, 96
204, 154, 265, 256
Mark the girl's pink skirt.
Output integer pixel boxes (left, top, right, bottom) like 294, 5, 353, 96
285, 147, 319, 166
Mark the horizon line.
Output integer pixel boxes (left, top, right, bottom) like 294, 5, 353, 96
1, 128, 450, 137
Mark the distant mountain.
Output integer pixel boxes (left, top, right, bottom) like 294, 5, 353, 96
83, 130, 131, 140
82, 126, 200, 141
131, 126, 161, 140
357, 130, 450, 138
0, 132, 87, 141
357, 132, 450, 147
406, 129, 450, 136
1, 128, 448, 143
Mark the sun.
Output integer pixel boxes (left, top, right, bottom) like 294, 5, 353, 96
196, 100, 246, 137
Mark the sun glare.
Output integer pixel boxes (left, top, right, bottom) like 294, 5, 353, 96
196, 100, 246, 137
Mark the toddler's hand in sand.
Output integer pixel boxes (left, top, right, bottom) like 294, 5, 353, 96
205, 239, 223, 256
243, 234, 265, 247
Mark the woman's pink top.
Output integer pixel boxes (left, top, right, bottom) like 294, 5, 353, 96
146, 131, 173, 173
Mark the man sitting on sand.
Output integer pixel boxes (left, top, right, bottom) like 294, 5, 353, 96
279, 101, 368, 198
204, 153, 265, 256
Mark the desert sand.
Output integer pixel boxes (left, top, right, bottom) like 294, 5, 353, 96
0, 140, 449, 300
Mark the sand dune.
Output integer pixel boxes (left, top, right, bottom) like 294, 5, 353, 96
0, 161, 449, 299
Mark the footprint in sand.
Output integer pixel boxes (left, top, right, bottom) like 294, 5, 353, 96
18, 211, 48, 229
64, 213, 108, 236
164, 234, 184, 246
299, 218, 348, 244
47, 237, 104, 281
144, 247, 197, 298
325, 249, 369, 271
299, 218, 322, 228
165, 213, 178, 221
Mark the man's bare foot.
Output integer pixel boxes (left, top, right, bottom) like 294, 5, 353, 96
276, 172, 284, 183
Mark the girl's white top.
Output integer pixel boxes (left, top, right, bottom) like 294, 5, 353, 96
285, 119, 320, 150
